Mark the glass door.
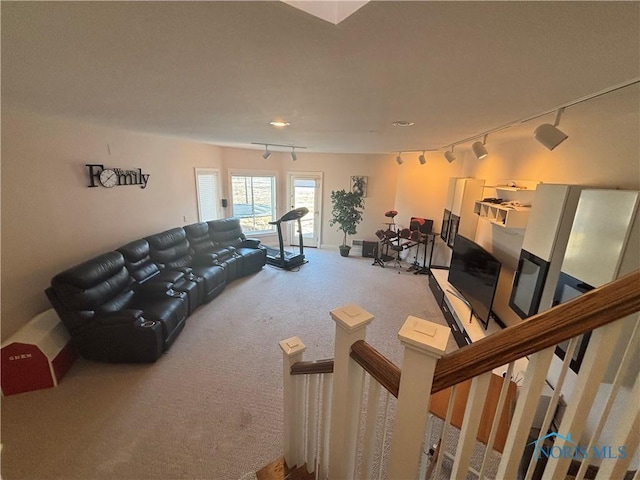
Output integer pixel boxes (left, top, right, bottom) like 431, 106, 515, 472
288, 173, 322, 247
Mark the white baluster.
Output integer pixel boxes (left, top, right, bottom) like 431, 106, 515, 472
523, 338, 578, 480
543, 320, 625, 478
496, 347, 555, 479
377, 390, 392, 480
450, 372, 492, 479
578, 320, 639, 480
433, 384, 458, 480
387, 316, 451, 480
361, 378, 382, 480
306, 374, 319, 472
279, 336, 307, 469
595, 371, 639, 480
479, 362, 514, 480
318, 374, 333, 480
328, 303, 374, 480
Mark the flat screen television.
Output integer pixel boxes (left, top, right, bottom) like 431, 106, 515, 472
448, 234, 502, 329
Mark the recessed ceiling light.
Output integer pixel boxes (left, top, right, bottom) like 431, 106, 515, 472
270, 121, 290, 127
392, 120, 415, 127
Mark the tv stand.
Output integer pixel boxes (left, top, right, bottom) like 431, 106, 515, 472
429, 268, 528, 379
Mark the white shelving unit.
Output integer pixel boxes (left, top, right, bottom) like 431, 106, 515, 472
473, 201, 531, 229
474, 180, 539, 230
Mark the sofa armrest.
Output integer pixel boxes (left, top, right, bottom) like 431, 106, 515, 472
240, 238, 261, 249
192, 253, 220, 266
135, 281, 174, 295
95, 309, 145, 325
153, 269, 185, 283
75, 313, 163, 362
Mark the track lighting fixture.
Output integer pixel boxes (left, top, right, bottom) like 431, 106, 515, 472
251, 142, 306, 159
396, 153, 403, 165
534, 108, 568, 150
472, 135, 488, 160
418, 151, 426, 165
444, 147, 456, 163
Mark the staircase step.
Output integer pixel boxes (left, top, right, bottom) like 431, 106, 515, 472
256, 457, 314, 480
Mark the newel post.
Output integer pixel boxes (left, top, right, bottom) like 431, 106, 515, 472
328, 303, 374, 480
387, 315, 450, 480
279, 336, 307, 469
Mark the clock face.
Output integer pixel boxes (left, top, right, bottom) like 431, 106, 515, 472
99, 169, 118, 188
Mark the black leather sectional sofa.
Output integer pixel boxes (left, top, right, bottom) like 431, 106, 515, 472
46, 218, 266, 363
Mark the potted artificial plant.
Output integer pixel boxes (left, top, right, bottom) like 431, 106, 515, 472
329, 187, 365, 257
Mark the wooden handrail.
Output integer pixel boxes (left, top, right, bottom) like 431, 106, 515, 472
350, 340, 401, 398
291, 358, 334, 375
286, 270, 640, 401
431, 269, 640, 393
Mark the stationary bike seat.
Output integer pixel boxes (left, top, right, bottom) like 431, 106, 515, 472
384, 210, 398, 218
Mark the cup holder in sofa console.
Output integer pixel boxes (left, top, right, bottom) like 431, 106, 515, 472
141, 321, 157, 328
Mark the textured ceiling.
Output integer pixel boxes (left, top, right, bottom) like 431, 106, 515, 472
2, 1, 639, 154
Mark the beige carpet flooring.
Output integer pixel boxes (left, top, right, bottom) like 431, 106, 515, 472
1, 248, 455, 480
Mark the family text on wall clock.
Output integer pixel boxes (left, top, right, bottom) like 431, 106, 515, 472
86, 164, 150, 189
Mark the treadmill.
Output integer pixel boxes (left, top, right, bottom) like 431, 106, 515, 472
265, 207, 309, 270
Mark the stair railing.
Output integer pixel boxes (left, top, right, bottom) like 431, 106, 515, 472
280, 270, 640, 479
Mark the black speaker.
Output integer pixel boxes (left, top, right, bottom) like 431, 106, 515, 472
362, 241, 378, 258
221, 199, 228, 208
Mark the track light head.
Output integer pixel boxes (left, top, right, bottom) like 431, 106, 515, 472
418, 152, 426, 165
472, 136, 488, 160
290, 147, 297, 161
444, 148, 456, 163
262, 145, 271, 160
534, 109, 568, 151
534, 123, 568, 150
396, 153, 403, 165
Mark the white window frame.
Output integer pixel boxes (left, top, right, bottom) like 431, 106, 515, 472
194, 168, 222, 222
228, 169, 278, 235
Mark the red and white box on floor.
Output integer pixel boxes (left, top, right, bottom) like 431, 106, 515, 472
1, 309, 78, 396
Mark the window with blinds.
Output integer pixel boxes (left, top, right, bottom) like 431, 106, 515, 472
195, 168, 221, 222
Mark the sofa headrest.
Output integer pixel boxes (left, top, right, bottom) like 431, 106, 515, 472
184, 222, 216, 255
207, 218, 242, 233
50, 251, 131, 310
184, 222, 209, 239
146, 228, 191, 267
207, 218, 245, 247
117, 239, 160, 283
52, 251, 125, 289
146, 228, 187, 250
118, 239, 150, 262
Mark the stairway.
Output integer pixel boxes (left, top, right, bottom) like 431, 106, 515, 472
256, 457, 314, 480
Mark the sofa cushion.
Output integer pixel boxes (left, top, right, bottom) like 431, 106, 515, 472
146, 228, 192, 269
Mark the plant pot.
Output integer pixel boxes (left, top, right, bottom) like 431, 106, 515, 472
339, 245, 351, 257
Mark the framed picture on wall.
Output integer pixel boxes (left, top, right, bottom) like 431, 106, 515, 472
351, 176, 367, 197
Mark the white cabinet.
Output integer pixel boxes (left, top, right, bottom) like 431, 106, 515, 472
440, 178, 484, 248
561, 189, 639, 288
508, 184, 584, 319
547, 188, 639, 401
450, 178, 485, 244
522, 184, 582, 262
